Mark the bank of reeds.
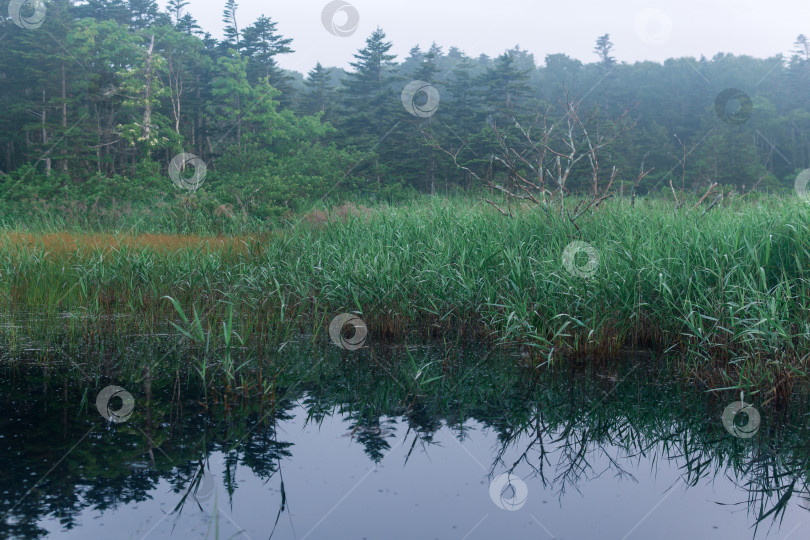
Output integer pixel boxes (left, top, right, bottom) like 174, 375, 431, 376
1, 195, 809, 390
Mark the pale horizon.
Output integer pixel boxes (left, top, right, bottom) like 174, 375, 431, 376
164, 0, 810, 73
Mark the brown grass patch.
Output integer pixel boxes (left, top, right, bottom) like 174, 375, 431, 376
302, 202, 374, 227
0, 231, 267, 256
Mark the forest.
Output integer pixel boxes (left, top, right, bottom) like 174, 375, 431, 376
4, 3, 810, 539
2, 0, 810, 225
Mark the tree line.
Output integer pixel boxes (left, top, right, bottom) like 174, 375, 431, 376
2, 0, 810, 219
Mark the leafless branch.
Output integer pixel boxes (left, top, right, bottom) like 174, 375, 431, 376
422, 89, 642, 226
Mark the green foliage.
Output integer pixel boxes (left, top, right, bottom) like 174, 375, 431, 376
2, 195, 810, 388
2, 4, 809, 203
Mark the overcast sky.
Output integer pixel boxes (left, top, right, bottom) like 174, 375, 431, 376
168, 0, 809, 73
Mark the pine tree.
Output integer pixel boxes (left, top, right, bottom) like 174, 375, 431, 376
446, 55, 483, 137
479, 50, 530, 114
176, 14, 201, 35
303, 63, 336, 116
341, 28, 398, 136
167, 0, 189, 24
340, 28, 398, 184
793, 35, 810, 61
73, 0, 130, 24
210, 49, 250, 152
594, 34, 616, 67
129, 0, 167, 29
221, 0, 240, 51
413, 43, 440, 82
242, 15, 294, 105
400, 45, 423, 77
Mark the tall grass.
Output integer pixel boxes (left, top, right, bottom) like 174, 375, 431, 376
1, 195, 809, 390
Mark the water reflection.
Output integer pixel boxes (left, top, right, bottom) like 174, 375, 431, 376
0, 346, 808, 539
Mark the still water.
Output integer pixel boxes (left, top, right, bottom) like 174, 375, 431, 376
1, 347, 808, 539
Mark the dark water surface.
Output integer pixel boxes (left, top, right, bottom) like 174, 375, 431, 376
1, 345, 809, 539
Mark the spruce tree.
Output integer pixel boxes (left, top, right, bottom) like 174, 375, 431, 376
303, 62, 336, 116
221, 0, 240, 51
594, 33, 616, 67
242, 15, 294, 105
340, 28, 399, 185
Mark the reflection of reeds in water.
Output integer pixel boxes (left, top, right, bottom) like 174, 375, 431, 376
743, 427, 810, 533
0, 344, 808, 538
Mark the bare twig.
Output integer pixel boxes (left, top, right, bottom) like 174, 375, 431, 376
631, 153, 653, 209
481, 198, 511, 217
693, 180, 719, 209
422, 88, 642, 224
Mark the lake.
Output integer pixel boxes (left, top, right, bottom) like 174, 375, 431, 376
1, 344, 808, 539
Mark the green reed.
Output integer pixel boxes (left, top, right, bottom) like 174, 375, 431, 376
1, 194, 810, 389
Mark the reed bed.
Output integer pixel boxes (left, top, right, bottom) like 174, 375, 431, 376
1, 195, 809, 391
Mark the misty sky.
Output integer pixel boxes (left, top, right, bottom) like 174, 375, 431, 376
168, 0, 809, 73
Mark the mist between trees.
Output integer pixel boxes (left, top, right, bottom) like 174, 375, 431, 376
2, 1, 810, 222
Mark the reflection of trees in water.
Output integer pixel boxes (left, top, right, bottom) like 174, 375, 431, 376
1, 347, 809, 538
300, 349, 810, 535
0, 369, 296, 539
477, 373, 810, 533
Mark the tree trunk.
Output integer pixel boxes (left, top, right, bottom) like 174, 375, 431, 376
42, 89, 50, 176
61, 62, 68, 173
142, 35, 156, 150
169, 58, 183, 135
